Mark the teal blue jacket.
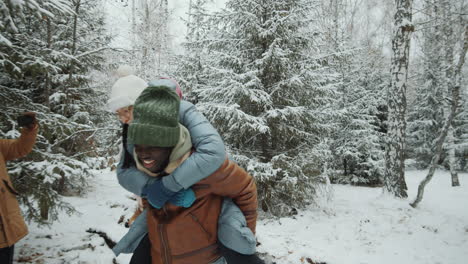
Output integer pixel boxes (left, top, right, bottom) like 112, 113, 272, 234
113, 100, 256, 256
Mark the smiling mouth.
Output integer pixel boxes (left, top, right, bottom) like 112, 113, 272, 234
142, 159, 156, 168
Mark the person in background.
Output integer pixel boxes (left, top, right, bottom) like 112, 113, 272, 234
108, 66, 263, 263
129, 84, 258, 264
0, 112, 38, 264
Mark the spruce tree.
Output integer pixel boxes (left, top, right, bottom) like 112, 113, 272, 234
195, 0, 336, 216
407, 0, 445, 168
175, 0, 212, 100
316, 0, 388, 186
330, 48, 387, 185
0, 0, 113, 224
407, 0, 467, 179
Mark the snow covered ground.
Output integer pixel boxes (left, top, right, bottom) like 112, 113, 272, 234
15, 169, 468, 264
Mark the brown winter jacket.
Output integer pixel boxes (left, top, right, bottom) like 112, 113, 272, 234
146, 157, 258, 264
0, 126, 38, 248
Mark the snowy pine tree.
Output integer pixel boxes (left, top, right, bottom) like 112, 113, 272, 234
407, 0, 446, 168
193, 0, 336, 216
316, 0, 388, 186
410, 20, 467, 207
407, 0, 467, 179
329, 48, 387, 186
0, 0, 112, 224
175, 0, 212, 100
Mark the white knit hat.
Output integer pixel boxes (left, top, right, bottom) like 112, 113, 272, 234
107, 65, 148, 112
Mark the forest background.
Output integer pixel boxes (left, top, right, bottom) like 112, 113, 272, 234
0, 0, 466, 225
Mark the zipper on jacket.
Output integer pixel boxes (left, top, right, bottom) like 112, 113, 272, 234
159, 206, 171, 264
189, 212, 211, 239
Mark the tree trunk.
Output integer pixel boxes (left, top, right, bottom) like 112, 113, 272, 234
451, 170, 460, 187
44, 16, 52, 108
441, 0, 460, 187
142, 0, 149, 59
411, 24, 468, 208
64, 0, 80, 117
384, 0, 414, 198
187, 0, 193, 40
343, 158, 347, 175
69, 0, 80, 83
132, 0, 136, 36
448, 126, 460, 186
39, 198, 49, 221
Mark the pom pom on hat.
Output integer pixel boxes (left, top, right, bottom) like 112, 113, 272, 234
116, 65, 134, 78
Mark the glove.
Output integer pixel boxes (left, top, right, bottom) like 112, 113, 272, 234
169, 188, 196, 208
19, 112, 38, 130
141, 179, 176, 209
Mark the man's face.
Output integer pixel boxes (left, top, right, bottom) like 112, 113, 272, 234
134, 144, 172, 173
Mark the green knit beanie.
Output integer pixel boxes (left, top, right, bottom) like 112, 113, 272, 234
128, 82, 181, 147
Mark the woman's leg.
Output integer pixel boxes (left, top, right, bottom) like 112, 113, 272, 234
0, 245, 14, 264
129, 234, 151, 264
218, 198, 256, 255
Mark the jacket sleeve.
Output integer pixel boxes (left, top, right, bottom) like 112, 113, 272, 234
0, 126, 38, 161
209, 160, 258, 234
162, 101, 226, 192
116, 143, 154, 196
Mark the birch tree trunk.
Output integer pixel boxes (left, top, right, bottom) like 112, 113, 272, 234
441, 0, 460, 187
447, 126, 460, 186
384, 0, 413, 198
410, 24, 468, 208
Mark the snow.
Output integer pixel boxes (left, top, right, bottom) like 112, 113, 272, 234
15, 169, 468, 264
16, 169, 134, 264
0, 33, 12, 46
49, 92, 66, 104
257, 170, 468, 264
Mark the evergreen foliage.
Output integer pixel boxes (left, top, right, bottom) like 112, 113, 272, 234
175, 0, 212, 100
407, 0, 446, 168
0, 0, 114, 224
329, 47, 387, 186
185, 0, 337, 216
407, 0, 467, 172
1, 0, 465, 223
315, 0, 388, 186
